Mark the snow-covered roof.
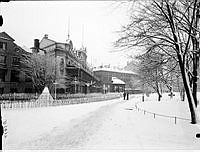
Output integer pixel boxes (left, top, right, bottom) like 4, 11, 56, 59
93, 67, 137, 75
112, 77, 125, 85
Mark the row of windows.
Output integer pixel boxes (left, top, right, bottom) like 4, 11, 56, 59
0, 88, 34, 94
0, 41, 21, 52
0, 55, 20, 65
0, 69, 31, 82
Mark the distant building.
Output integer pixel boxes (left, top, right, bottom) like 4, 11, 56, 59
93, 67, 139, 93
0, 32, 33, 94
32, 34, 101, 94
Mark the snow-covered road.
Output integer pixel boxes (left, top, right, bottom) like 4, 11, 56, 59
2, 94, 200, 150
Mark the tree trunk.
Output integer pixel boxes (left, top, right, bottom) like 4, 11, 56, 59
156, 83, 162, 101
180, 87, 185, 101
192, 37, 198, 107
178, 55, 199, 124
158, 93, 162, 101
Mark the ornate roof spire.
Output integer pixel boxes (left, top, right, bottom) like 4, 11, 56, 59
81, 24, 84, 48
67, 17, 70, 40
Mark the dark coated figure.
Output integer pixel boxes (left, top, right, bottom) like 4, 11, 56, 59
126, 92, 129, 100
123, 92, 126, 100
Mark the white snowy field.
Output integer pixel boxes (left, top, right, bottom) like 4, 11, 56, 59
137, 92, 191, 120
2, 93, 200, 150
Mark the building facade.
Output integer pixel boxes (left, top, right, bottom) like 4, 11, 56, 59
33, 34, 101, 94
93, 67, 139, 93
0, 32, 33, 94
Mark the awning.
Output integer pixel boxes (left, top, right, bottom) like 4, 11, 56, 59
112, 77, 125, 85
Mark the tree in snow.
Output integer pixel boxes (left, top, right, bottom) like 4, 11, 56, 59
115, 0, 200, 123
21, 53, 57, 93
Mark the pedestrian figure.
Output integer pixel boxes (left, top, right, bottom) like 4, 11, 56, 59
123, 92, 126, 100
126, 92, 129, 100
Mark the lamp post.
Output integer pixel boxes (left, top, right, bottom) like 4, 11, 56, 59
74, 76, 77, 94
142, 83, 144, 102
53, 82, 58, 101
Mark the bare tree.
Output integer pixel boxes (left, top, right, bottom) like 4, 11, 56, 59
21, 53, 57, 93
115, 0, 200, 123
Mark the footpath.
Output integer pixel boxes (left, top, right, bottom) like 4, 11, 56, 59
82, 94, 200, 150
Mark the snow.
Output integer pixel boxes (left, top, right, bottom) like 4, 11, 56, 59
112, 77, 125, 85
36, 86, 54, 103
2, 93, 200, 150
93, 67, 137, 75
137, 92, 191, 120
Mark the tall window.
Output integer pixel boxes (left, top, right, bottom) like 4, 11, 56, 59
0, 69, 6, 82
25, 74, 32, 82
12, 57, 20, 65
0, 88, 3, 94
0, 42, 7, 50
0, 55, 6, 63
11, 70, 20, 82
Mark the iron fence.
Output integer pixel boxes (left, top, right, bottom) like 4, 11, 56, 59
134, 102, 191, 124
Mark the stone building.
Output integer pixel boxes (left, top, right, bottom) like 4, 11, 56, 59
0, 32, 33, 94
93, 67, 139, 93
32, 34, 101, 94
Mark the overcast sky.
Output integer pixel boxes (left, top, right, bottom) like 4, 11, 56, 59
1, 1, 132, 67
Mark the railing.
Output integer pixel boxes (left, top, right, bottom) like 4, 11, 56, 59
134, 101, 191, 124
1, 93, 121, 110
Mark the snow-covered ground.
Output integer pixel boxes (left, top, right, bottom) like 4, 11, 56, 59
137, 92, 191, 120
2, 93, 200, 150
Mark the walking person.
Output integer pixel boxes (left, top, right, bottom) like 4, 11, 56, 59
123, 91, 126, 100
126, 92, 129, 100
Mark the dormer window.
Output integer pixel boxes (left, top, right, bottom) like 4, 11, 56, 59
14, 47, 20, 52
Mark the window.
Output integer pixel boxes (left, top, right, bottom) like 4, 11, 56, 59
0, 55, 6, 63
25, 74, 32, 82
25, 88, 32, 93
11, 70, 20, 82
10, 88, 18, 93
0, 88, 3, 94
0, 69, 6, 82
60, 58, 64, 75
12, 57, 20, 65
0, 42, 7, 50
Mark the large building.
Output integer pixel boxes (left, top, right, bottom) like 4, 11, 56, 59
0, 32, 33, 94
93, 66, 139, 93
32, 34, 101, 94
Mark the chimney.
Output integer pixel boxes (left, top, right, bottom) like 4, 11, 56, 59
44, 34, 48, 39
34, 39, 39, 49
32, 39, 39, 53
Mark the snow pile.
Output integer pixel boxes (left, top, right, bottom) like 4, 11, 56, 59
36, 87, 54, 103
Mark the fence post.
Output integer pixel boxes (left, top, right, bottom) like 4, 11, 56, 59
10, 102, 12, 109
175, 117, 176, 124
154, 113, 155, 119
144, 110, 145, 115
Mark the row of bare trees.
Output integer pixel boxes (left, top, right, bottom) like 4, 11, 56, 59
116, 0, 200, 123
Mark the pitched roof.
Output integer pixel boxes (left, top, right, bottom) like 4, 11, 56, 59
93, 67, 137, 75
0, 32, 15, 41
